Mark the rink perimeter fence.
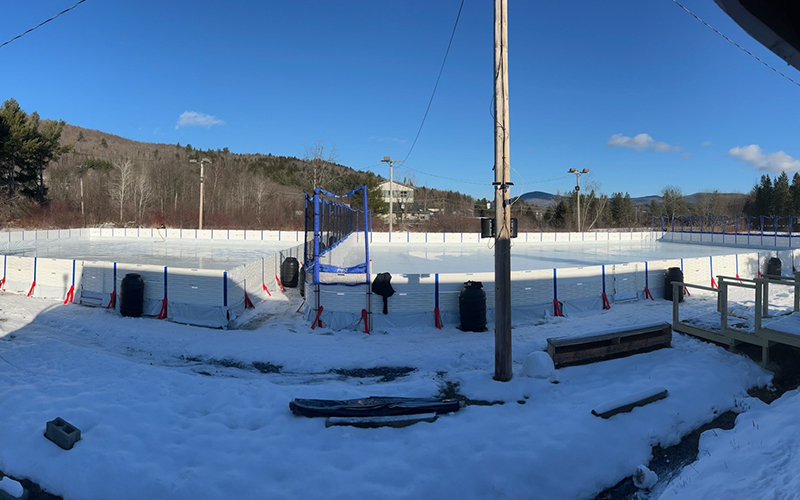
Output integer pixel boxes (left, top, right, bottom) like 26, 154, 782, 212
1, 228, 799, 331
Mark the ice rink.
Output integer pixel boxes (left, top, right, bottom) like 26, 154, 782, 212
2, 237, 298, 269
368, 239, 747, 274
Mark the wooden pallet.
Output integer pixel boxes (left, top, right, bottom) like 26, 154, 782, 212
547, 322, 672, 368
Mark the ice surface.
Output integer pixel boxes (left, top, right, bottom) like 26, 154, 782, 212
0, 477, 24, 498
369, 240, 748, 274
1, 237, 297, 269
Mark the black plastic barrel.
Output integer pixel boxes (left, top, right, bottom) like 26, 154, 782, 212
281, 257, 300, 288
459, 281, 487, 332
299, 266, 306, 297
767, 257, 782, 277
120, 273, 145, 318
664, 267, 684, 303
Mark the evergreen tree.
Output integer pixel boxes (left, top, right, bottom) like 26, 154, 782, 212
772, 171, 791, 215
754, 174, 773, 216
791, 173, 800, 215
609, 191, 633, 227
0, 98, 66, 203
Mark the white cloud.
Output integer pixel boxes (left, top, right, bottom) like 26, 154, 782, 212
175, 111, 224, 129
701, 141, 712, 147
607, 133, 681, 153
728, 144, 800, 173
680, 152, 691, 159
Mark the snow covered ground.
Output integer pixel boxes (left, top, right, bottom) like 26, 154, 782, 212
0, 287, 782, 500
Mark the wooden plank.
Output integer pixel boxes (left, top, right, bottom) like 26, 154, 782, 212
550, 334, 671, 368
547, 322, 671, 348
325, 413, 438, 429
592, 388, 669, 419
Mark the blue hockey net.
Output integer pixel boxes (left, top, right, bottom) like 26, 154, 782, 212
304, 186, 371, 286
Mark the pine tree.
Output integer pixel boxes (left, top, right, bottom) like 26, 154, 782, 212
791, 173, 800, 215
0, 98, 66, 203
754, 175, 773, 216
772, 171, 791, 215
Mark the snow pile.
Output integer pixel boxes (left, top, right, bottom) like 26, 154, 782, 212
658, 390, 800, 499
633, 465, 657, 490
0, 477, 24, 499
521, 351, 555, 379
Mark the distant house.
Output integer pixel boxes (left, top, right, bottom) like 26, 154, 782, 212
378, 181, 415, 205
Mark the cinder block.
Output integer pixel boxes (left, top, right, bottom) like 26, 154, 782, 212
44, 417, 81, 450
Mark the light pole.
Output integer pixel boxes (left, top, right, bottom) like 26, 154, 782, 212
380, 156, 403, 233
568, 168, 590, 232
189, 158, 212, 230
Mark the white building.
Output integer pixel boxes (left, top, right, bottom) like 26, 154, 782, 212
378, 180, 415, 205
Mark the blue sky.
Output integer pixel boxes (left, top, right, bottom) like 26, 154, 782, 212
3, 0, 800, 199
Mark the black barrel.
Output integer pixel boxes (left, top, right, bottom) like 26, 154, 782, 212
459, 281, 487, 332
281, 257, 300, 288
299, 266, 306, 297
664, 267, 684, 302
120, 273, 145, 318
767, 257, 782, 277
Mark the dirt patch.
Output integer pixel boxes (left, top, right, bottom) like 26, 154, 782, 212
330, 366, 415, 382
437, 380, 504, 407
0, 470, 63, 500
252, 361, 283, 374
594, 410, 739, 500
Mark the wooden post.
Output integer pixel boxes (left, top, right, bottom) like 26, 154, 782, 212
493, 0, 512, 382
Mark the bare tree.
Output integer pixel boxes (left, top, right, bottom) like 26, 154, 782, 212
109, 159, 133, 223
661, 185, 687, 221
303, 140, 337, 189
133, 167, 152, 225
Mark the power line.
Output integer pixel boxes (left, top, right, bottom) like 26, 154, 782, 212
0, 0, 89, 51
668, 0, 800, 89
402, 0, 466, 164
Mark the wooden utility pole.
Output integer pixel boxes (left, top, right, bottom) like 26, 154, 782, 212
494, 0, 512, 381
190, 158, 211, 230
381, 156, 403, 233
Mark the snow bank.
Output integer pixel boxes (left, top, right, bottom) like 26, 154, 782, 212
521, 351, 555, 379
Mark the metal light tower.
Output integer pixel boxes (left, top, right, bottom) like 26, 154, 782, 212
189, 158, 212, 230
380, 156, 403, 233
568, 168, 590, 232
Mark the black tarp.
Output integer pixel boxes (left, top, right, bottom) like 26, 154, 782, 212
289, 397, 461, 418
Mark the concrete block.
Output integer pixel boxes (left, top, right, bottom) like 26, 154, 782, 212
44, 417, 81, 450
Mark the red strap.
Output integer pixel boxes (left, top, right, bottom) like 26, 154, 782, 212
296, 300, 305, 313
711, 277, 718, 289
106, 290, 117, 309
553, 298, 563, 317
27, 281, 36, 297
157, 297, 168, 320
64, 285, 75, 305
434, 306, 442, 329
684, 286, 691, 296
275, 276, 286, 293
262, 282, 272, 297
361, 309, 370, 334
601, 292, 611, 310
757, 270, 762, 278
310, 306, 323, 329
0, 277, 5, 291
644, 286, 654, 301
244, 292, 255, 309
735, 273, 743, 284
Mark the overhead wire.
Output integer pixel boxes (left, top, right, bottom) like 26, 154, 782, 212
668, 0, 800, 89
401, 0, 466, 165
0, 0, 89, 51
